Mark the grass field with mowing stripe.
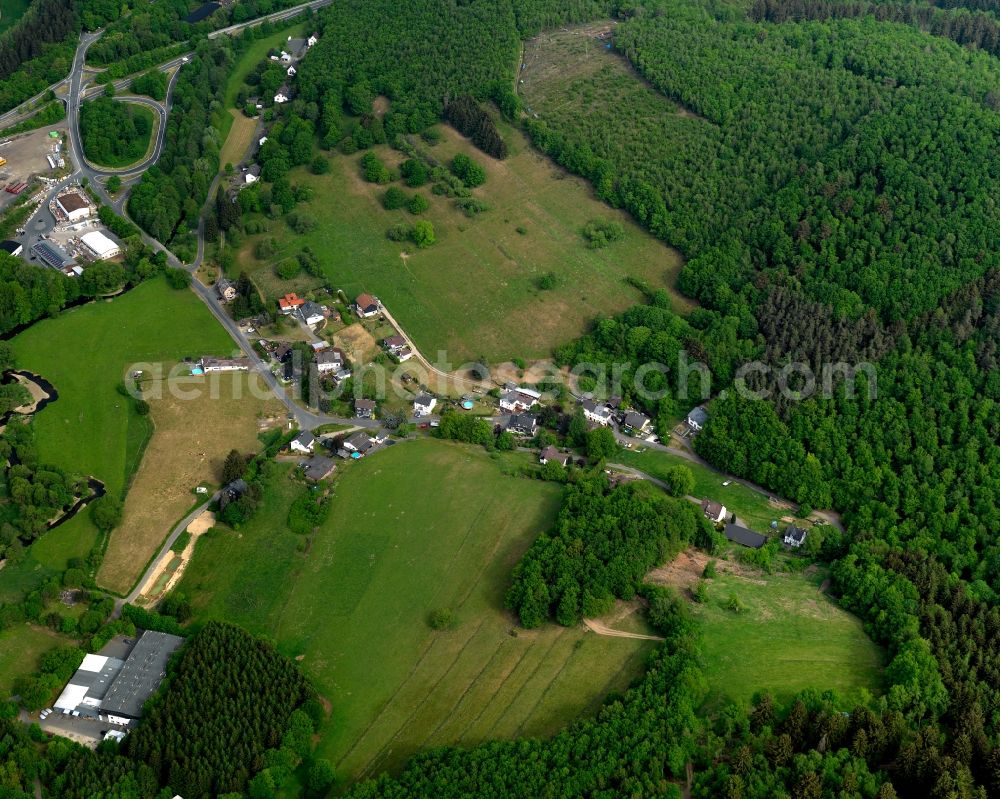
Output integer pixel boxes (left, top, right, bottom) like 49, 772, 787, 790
179, 440, 654, 783
236, 122, 688, 363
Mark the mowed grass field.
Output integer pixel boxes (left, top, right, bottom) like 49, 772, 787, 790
238, 122, 688, 363
10, 278, 235, 569
650, 559, 884, 708
98, 372, 283, 594
179, 440, 655, 783
0, 0, 30, 35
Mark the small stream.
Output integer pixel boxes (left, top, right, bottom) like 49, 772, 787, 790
2, 369, 108, 542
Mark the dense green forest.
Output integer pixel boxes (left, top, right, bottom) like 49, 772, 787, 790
79, 97, 153, 167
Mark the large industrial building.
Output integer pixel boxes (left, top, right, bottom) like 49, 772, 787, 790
81, 230, 121, 260
53, 630, 184, 726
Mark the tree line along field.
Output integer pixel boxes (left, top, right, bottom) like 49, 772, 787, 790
177, 440, 656, 781
236, 121, 689, 363
6, 278, 234, 585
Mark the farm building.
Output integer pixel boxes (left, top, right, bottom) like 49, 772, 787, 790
53, 631, 184, 725
81, 230, 121, 260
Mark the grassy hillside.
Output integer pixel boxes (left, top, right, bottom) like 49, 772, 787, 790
179, 440, 655, 782
236, 122, 688, 363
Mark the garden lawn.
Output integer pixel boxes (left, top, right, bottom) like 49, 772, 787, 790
693, 568, 884, 709
237, 122, 688, 363
179, 439, 655, 784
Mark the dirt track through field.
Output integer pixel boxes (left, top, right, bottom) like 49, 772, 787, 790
583, 619, 664, 641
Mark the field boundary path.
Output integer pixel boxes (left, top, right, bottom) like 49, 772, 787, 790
583, 619, 664, 641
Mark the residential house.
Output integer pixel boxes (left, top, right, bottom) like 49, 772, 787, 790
701, 499, 728, 524
506, 414, 538, 437
303, 455, 336, 481
371, 429, 389, 445
354, 293, 381, 317
499, 386, 541, 413
723, 523, 767, 549
355, 398, 376, 418
343, 430, 373, 455
278, 293, 305, 314
413, 394, 436, 416
247, 97, 263, 111
279, 51, 292, 63
581, 399, 612, 426
783, 525, 807, 548
286, 65, 297, 77
307, 33, 318, 47
258, 135, 268, 146
686, 406, 709, 432
383, 335, 414, 362
315, 348, 345, 375
200, 357, 251, 373
607, 396, 622, 411
274, 343, 293, 363
216, 277, 237, 302
274, 85, 290, 104
622, 411, 652, 436
290, 431, 315, 454
299, 301, 327, 326
244, 165, 261, 184
539, 446, 570, 467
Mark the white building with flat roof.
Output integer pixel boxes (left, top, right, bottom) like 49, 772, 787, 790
81, 230, 121, 260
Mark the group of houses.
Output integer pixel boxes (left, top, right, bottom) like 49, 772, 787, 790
381, 333, 412, 363
270, 33, 318, 105
700, 497, 809, 551
580, 397, 655, 438
277, 292, 338, 328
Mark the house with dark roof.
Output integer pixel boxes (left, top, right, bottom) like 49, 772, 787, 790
539, 446, 570, 467
701, 499, 728, 524
220, 479, 248, 510
500, 386, 541, 413
413, 394, 436, 416
290, 431, 315, 454
622, 411, 652, 436
724, 523, 767, 549
355, 398, 376, 418
315, 348, 345, 374
506, 413, 538, 437
686, 405, 709, 432
783, 525, 807, 548
343, 430, 373, 455
216, 277, 236, 302
303, 455, 336, 481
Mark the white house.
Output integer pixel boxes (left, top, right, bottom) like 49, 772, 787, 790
499, 386, 541, 413
290, 431, 315, 455
581, 399, 612, 426
686, 405, 709, 432
622, 411, 652, 436
413, 394, 437, 416
783, 525, 808, 548
354, 293, 381, 317
287, 66, 297, 77
259, 136, 268, 146
274, 88, 290, 104
700, 499, 728, 524
315, 349, 344, 375
279, 51, 292, 63
307, 34, 318, 47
